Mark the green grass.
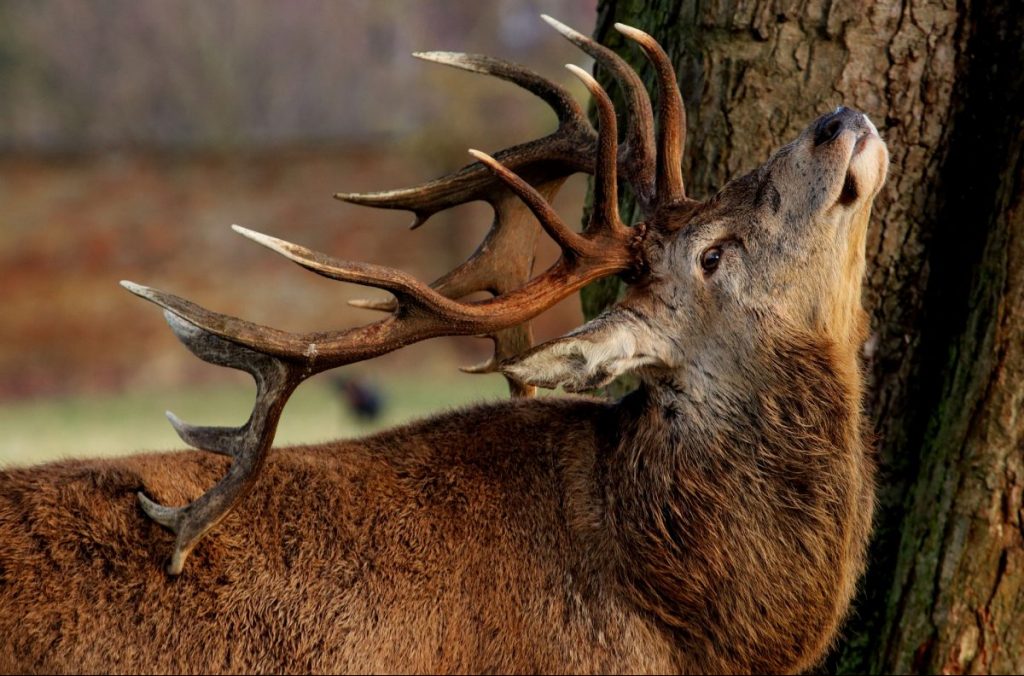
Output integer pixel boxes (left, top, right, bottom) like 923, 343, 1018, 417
0, 375, 510, 468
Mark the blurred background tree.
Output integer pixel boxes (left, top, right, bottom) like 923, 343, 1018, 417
0, 0, 592, 152
584, 0, 1022, 673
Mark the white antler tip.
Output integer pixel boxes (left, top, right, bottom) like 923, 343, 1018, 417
348, 298, 395, 312
613, 23, 650, 41
565, 63, 589, 78
413, 51, 457, 64
540, 14, 574, 35
120, 280, 160, 302
232, 225, 283, 250
459, 357, 497, 374
565, 64, 600, 91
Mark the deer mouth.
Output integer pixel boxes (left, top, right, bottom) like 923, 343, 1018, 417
852, 130, 875, 159
811, 107, 886, 209
840, 116, 885, 207
838, 170, 860, 206
839, 132, 873, 205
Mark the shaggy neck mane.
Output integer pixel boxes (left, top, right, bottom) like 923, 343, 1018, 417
599, 327, 866, 666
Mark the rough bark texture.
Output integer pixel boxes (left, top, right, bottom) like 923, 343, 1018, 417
585, 1, 1023, 672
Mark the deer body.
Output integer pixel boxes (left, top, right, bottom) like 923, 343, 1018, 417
0, 330, 873, 674
0, 18, 888, 674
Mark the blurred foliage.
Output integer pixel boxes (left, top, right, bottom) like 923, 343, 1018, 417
0, 0, 596, 152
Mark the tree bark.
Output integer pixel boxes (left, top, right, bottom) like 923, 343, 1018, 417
585, 1, 1023, 672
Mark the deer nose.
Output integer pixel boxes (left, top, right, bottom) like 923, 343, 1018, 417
813, 107, 866, 147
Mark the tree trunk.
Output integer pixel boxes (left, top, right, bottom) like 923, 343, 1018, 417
585, 1, 1023, 672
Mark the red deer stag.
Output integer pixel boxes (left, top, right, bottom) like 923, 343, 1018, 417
0, 17, 888, 674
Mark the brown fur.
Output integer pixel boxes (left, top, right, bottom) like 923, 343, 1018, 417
0, 376, 871, 674
0, 107, 886, 674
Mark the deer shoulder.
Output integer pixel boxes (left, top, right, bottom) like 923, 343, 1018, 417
0, 16, 887, 675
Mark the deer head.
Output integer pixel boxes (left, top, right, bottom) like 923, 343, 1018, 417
122, 17, 887, 574
504, 105, 889, 393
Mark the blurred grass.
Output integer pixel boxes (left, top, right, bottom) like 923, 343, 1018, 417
0, 374, 509, 468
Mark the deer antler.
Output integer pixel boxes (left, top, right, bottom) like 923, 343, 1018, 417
124, 18, 686, 574
336, 51, 591, 397
336, 17, 672, 385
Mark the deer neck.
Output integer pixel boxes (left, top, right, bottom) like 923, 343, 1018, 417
602, 326, 863, 631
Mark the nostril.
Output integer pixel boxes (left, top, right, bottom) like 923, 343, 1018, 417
814, 116, 845, 147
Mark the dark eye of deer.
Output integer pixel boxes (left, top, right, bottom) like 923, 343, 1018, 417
701, 247, 722, 274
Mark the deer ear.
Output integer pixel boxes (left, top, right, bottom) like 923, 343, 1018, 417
501, 311, 667, 393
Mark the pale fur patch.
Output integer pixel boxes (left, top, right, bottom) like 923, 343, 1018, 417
504, 315, 667, 393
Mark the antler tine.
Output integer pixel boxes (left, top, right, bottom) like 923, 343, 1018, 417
131, 307, 305, 575
334, 53, 594, 228
348, 297, 394, 311
541, 14, 656, 207
467, 150, 589, 257
231, 226, 455, 314
121, 281, 307, 362
335, 137, 589, 230
460, 330, 536, 399
566, 65, 624, 235
614, 23, 686, 203
414, 52, 585, 128
468, 146, 636, 288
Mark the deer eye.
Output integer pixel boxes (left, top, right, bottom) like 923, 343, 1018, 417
700, 246, 722, 274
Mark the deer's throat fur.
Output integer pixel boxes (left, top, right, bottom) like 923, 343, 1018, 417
599, 329, 872, 672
